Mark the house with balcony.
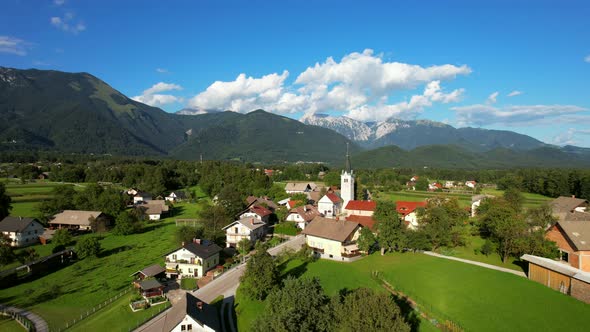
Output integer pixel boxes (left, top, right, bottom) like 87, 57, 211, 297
286, 204, 321, 230
222, 217, 266, 248
164, 240, 222, 279
0, 217, 44, 247
302, 216, 362, 261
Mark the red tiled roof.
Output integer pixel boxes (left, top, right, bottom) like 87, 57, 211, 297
288, 200, 301, 208
250, 205, 272, 217
325, 193, 341, 203
345, 200, 377, 211
396, 201, 427, 216
434, 183, 442, 189
345, 215, 376, 230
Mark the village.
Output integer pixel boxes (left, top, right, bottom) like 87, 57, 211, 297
1, 152, 590, 332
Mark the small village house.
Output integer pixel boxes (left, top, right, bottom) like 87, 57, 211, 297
444, 181, 454, 188
49, 210, 111, 232
134, 191, 153, 204
302, 216, 362, 261
245, 196, 278, 212
132, 264, 166, 282
222, 217, 266, 248
284, 182, 317, 194
318, 193, 342, 218
164, 239, 222, 279
465, 181, 477, 189
286, 204, 321, 230
166, 191, 187, 203
143, 293, 219, 332
344, 215, 376, 232
237, 205, 273, 224
0, 217, 44, 247
343, 200, 376, 217
396, 201, 427, 230
137, 279, 165, 299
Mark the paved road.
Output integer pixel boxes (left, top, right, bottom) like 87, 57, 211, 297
0, 304, 49, 332
135, 235, 305, 332
424, 251, 526, 277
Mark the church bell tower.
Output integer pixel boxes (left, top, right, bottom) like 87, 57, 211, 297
341, 143, 355, 206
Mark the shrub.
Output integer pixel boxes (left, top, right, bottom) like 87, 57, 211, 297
274, 222, 298, 236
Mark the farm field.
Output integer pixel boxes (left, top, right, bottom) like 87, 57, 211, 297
379, 189, 551, 208
0, 316, 24, 332
441, 235, 524, 271
2, 181, 87, 218
0, 199, 207, 331
236, 253, 590, 332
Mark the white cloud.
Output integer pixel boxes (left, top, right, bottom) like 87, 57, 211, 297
507, 90, 523, 97
50, 13, 86, 34
32, 60, 50, 66
187, 49, 471, 120
550, 128, 590, 146
132, 82, 183, 107
156, 68, 169, 73
54, 0, 66, 5
347, 81, 464, 121
452, 104, 588, 127
486, 91, 499, 104
0, 36, 30, 56
585, 55, 590, 63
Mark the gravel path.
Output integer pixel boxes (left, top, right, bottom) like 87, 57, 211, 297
423, 251, 526, 277
0, 304, 49, 332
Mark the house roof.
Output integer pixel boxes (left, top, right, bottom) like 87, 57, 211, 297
556, 218, 590, 251
289, 205, 320, 222
396, 201, 427, 216
159, 293, 220, 332
138, 279, 163, 290
179, 241, 223, 259
249, 205, 273, 217
229, 217, 266, 231
133, 264, 166, 277
551, 196, 588, 214
168, 191, 187, 199
287, 200, 302, 208
344, 200, 377, 211
49, 210, 103, 226
134, 191, 153, 198
345, 215, 376, 231
0, 217, 39, 233
302, 216, 360, 242
285, 182, 311, 192
143, 204, 163, 215
322, 193, 342, 204
521, 254, 590, 283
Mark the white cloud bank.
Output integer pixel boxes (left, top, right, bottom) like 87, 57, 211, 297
452, 104, 588, 127
188, 49, 471, 121
50, 13, 86, 34
132, 82, 183, 107
0, 36, 30, 56
552, 128, 590, 146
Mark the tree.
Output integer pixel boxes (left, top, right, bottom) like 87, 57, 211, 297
198, 204, 232, 243
52, 229, 73, 248
240, 242, 279, 300
479, 199, 526, 263
323, 172, 340, 187
334, 288, 411, 332
237, 238, 252, 263
18, 248, 39, 264
406, 230, 431, 252
275, 206, 288, 223
415, 178, 429, 191
0, 234, 15, 267
357, 227, 376, 253
420, 197, 468, 251
175, 225, 204, 245
503, 188, 524, 213
290, 193, 308, 207
377, 218, 405, 254
0, 183, 12, 220
252, 277, 333, 332
373, 200, 398, 223
112, 211, 141, 236
75, 236, 102, 259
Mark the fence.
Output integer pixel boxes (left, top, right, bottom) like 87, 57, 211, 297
127, 302, 171, 332
0, 308, 36, 331
54, 287, 132, 331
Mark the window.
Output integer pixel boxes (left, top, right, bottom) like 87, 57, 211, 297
187, 324, 192, 331
188, 268, 192, 273
181, 325, 186, 331
234, 227, 238, 234
172, 254, 177, 261
561, 251, 569, 263
344, 179, 348, 183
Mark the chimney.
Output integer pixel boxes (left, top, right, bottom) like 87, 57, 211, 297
572, 195, 576, 198
197, 301, 203, 310
181, 241, 185, 247
194, 238, 201, 245
250, 218, 254, 225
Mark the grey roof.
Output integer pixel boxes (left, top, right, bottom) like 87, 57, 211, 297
521, 254, 590, 283
133, 264, 165, 277
138, 279, 163, 290
160, 293, 220, 332
49, 210, 103, 226
165, 241, 222, 259
285, 182, 312, 192
168, 191, 187, 199
302, 216, 360, 242
550, 196, 588, 214
556, 218, 590, 251
0, 217, 40, 233
223, 217, 266, 231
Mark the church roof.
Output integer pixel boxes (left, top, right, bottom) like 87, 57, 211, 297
344, 143, 352, 173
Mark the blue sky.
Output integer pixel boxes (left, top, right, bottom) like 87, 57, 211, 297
1, 0, 590, 146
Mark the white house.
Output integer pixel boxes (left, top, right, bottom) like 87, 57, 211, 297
286, 205, 321, 229
302, 217, 362, 261
471, 195, 494, 217
396, 201, 427, 230
0, 217, 44, 247
222, 217, 266, 248
444, 181, 455, 188
410, 176, 420, 182
156, 293, 220, 332
465, 181, 477, 189
134, 192, 153, 204
164, 239, 222, 279
166, 191, 187, 203
318, 193, 342, 218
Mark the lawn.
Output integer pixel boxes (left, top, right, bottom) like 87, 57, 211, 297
68, 292, 170, 332
439, 235, 524, 271
237, 253, 590, 332
0, 316, 25, 332
8, 201, 42, 218
180, 278, 198, 290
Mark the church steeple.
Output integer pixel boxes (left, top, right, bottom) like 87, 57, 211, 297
341, 143, 355, 204
344, 142, 352, 174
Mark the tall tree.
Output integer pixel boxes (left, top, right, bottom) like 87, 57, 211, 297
377, 218, 406, 254
479, 199, 527, 263
357, 227, 376, 253
503, 187, 524, 212
0, 183, 11, 220
240, 242, 279, 300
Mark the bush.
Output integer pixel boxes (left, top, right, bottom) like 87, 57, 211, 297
274, 222, 298, 236
480, 239, 494, 256
75, 236, 102, 259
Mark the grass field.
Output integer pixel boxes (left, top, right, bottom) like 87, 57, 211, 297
0, 316, 25, 332
68, 292, 170, 332
0, 198, 207, 331
236, 253, 590, 332
3, 181, 82, 218
379, 189, 551, 209
440, 235, 524, 271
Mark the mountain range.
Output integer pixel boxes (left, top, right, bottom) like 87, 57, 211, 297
1, 66, 589, 168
